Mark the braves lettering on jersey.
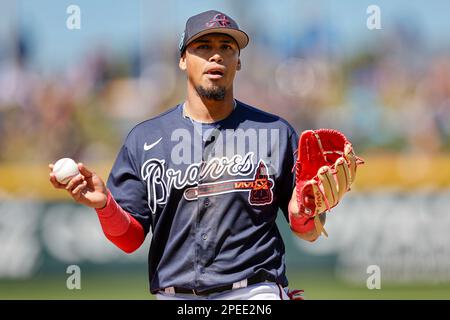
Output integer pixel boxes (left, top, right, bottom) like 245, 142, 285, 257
107, 100, 299, 293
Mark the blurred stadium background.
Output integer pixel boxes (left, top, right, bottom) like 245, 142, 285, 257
1, 0, 450, 299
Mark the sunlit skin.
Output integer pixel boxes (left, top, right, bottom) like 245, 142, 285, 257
179, 33, 241, 123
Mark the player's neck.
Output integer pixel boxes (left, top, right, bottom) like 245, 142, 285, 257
184, 87, 235, 123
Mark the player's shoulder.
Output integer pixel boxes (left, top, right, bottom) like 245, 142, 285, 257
236, 100, 298, 136
133, 104, 181, 130
124, 104, 181, 140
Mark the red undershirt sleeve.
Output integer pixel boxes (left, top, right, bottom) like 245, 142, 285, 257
289, 213, 316, 234
95, 191, 145, 253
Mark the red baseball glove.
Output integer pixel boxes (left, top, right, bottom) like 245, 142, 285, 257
291, 129, 364, 237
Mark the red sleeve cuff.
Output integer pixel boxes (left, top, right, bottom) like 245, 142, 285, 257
289, 213, 316, 234
94, 191, 145, 253
95, 191, 114, 217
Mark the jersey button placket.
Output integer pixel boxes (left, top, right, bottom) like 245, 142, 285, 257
197, 144, 212, 280
194, 160, 204, 286
195, 157, 209, 284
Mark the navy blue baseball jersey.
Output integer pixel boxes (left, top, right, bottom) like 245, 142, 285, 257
107, 99, 299, 293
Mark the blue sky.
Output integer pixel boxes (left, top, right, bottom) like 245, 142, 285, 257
2, 0, 449, 70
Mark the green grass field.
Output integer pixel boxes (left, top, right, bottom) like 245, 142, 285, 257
1, 271, 449, 300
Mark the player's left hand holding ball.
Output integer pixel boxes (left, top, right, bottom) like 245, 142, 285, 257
49, 158, 108, 209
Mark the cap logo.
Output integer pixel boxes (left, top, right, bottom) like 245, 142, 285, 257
206, 14, 231, 28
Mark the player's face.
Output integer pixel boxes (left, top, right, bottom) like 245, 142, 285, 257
179, 33, 241, 100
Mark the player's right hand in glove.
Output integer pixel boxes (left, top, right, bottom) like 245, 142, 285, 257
289, 129, 364, 238
49, 163, 108, 209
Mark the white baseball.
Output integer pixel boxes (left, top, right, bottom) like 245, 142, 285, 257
53, 158, 80, 184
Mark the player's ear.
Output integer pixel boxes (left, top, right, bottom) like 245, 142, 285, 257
236, 58, 241, 71
179, 53, 187, 71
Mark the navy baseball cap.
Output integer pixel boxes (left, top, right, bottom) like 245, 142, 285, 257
179, 10, 249, 55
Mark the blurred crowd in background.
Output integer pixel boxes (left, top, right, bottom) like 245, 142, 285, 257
0, 1, 449, 165
1, 1, 450, 292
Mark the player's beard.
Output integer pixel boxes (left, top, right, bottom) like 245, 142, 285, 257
196, 85, 226, 101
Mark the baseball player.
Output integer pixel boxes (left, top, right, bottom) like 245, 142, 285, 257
49, 10, 361, 300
